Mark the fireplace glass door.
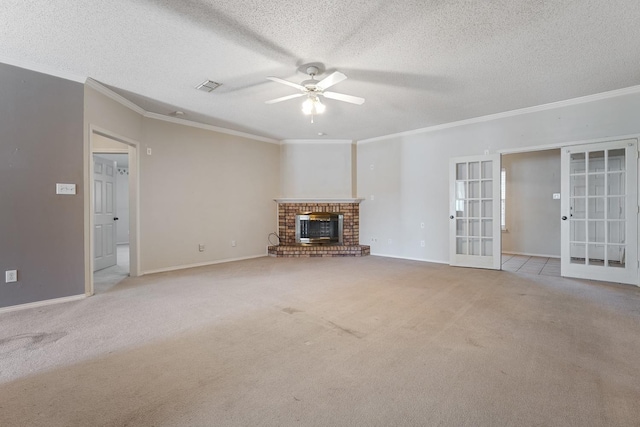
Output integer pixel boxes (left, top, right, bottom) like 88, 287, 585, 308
296, 212, 343, 245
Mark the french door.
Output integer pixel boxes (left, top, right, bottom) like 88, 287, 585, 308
561, 139, 638, 285
449, 154, 501, 269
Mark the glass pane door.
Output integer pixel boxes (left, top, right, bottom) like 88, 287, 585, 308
450, 154, 501, 270
561, 140, 637, 285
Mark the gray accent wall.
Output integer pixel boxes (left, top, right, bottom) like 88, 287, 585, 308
0, 63, 85, 308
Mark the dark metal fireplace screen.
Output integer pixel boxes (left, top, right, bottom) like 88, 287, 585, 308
295, 212, 343, 245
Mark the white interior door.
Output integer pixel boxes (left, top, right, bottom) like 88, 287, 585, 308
561, 139, 638, 285
449, 154, 501, 269
94, 155, 117, 271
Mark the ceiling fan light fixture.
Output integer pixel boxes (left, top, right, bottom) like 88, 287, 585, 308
302, 96, 325, 115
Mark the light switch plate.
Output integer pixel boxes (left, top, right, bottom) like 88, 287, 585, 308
56, 183, 76, 195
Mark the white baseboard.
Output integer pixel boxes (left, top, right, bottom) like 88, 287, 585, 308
370, 253, 449, 264
142, 254, 267, 275
0, 294, 86, 314
502, 251, 560, 259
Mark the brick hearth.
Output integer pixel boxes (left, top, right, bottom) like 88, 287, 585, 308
268, 199, 370, 257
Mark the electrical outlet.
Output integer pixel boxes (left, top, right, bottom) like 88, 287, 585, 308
420, 222, 425, 229
5, 270, 17, 283
420, 240, 425, 247
388, 238, 392, 244
370, 195, 375, 201
231, 240, 236, 247
198, 244, 205, 252
146, 147, 152, 155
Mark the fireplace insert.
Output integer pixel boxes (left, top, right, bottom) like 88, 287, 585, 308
295, 212, 343, 245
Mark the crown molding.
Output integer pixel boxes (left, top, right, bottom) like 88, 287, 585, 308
358, 84, 640, 144
280, 139, 354, 145
0, 55, 86, 83
143, 112, 279, 144
85, 78, 146, 115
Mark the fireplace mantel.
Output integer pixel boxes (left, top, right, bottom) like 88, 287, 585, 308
274, 198, 364, 204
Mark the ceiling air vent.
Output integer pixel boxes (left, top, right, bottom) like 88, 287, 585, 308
195, 80, 222, 92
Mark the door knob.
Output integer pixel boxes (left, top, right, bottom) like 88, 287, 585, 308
114, 217, 119, 221
561, 216, 567, 220
449, 215, 454, 219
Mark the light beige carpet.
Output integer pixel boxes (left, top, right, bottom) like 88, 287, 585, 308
1, 256, 639, 426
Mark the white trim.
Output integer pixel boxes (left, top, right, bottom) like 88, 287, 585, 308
85, 78, 146, 115
370, 253, 448, 264
498, 133, 640, 155
91, 125, 142, 148
0, 294, 85, 314
0, 55, 86, 83
92, 147, 129, 154
281, 139, 354, 145
142, 254, 266, 275
144, 112, 278, 144
358, 85, 640, 144
274, 198, 365, 204
502, 251, 560, 259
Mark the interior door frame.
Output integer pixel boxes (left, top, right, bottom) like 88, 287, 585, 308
85, 125, 141, 296
499, 132, 640, 287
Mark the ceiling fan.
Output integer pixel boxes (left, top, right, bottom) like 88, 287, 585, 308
265, 66, 365, 121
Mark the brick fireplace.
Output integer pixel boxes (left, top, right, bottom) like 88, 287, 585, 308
268, 199, 370, 257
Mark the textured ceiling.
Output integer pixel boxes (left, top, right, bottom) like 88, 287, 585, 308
2, 0, 640, 141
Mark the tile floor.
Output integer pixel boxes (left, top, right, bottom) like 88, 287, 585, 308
501, 253, 561, 276
94, 244, 130, 292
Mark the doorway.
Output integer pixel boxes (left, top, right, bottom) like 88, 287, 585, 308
86, 126, 140, 295
93, 153, 130, 292
497, 136, 639, 286
501, 149, 561, 276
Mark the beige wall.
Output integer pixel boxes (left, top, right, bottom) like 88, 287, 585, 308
84, 86, 144, 143
280, 141, 355, 198
84, 86, 280, 276
140, 118, 280, 273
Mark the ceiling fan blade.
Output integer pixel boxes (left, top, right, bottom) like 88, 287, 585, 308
267, 76, 305, 91
265, 93, 305, 104
322, 91, 365, 105
316, 71, 347, 90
